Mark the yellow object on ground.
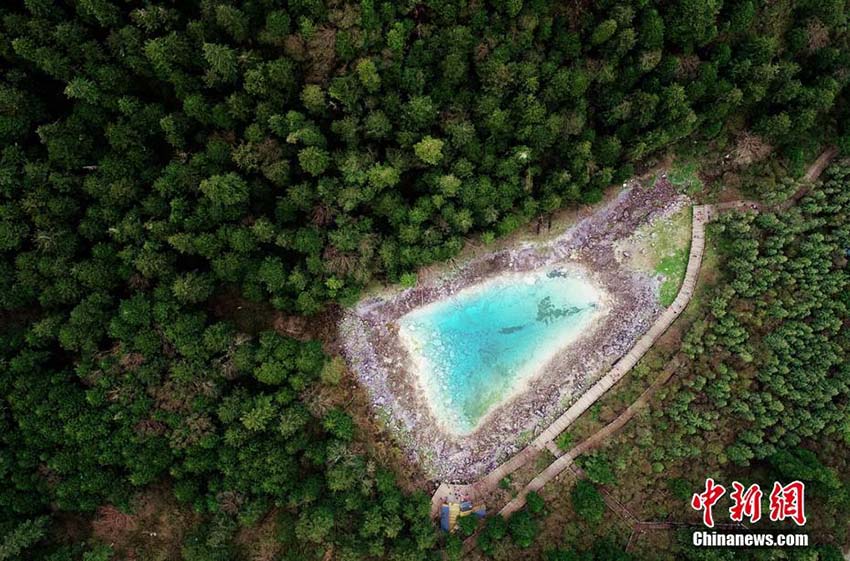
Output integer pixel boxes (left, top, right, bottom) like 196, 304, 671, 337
458, 504, 482, 517
447, 502, 460, 529
440, 501, 487, 532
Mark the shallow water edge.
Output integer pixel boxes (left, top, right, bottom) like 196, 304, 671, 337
398, 268, 609, 436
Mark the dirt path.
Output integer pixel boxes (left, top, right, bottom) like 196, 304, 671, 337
457, 201, 728, 554
780, 145, 838, 211
550, 355, 683, 460
805, 145, 838, 181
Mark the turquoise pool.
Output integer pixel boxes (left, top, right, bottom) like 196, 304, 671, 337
398, 269, 602, 434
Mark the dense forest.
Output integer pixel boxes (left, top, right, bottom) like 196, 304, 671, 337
1, 0, 850, 559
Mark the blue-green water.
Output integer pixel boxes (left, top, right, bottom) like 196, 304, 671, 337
399, 269, 601, 434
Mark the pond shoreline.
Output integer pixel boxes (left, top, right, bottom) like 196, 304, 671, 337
340, 177, 688, 482
397, 266, 611, 437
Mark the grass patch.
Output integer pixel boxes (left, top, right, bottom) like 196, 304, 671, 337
667, 161, 703, 195
616, 205, 692, 305
655, 247, 688, 306
555, 431, 574, 451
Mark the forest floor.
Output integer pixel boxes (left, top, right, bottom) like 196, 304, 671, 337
85, 483, 200, 561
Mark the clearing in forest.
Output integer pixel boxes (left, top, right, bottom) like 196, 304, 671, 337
340, 177, 691, 482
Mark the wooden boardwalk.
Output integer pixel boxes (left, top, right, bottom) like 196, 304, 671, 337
485, 149, 838, 537
495, 204, 711, 517
431, 204, 713, 517
451, 148, 839, 554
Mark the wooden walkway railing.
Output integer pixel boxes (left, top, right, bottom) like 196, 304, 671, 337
450, 148, 838, 554
431, 204, 713, 517
494, 204, 711, 517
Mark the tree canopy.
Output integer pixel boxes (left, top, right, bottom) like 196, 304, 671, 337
1, 0, 849, 559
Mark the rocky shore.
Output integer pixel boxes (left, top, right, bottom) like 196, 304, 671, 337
340, 177, 688, 482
